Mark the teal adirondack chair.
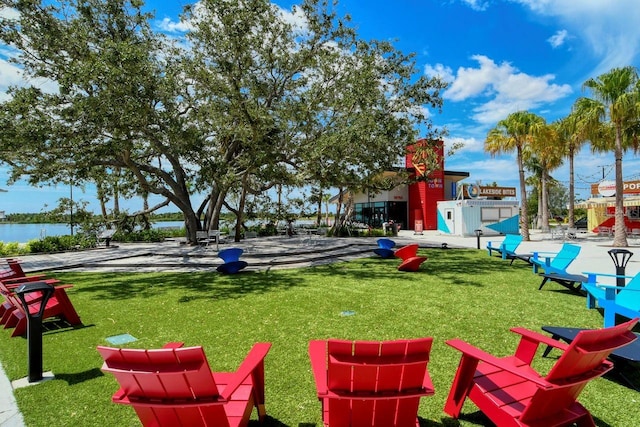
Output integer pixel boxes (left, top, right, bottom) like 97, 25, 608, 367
582, 272, 640, 327
530, 243, 581, 274
486, 234, 522, 260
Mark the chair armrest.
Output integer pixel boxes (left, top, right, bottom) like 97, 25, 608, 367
2, 274, 50, 284
596, 284, 634, 290
510, 327, 569, 362
583, 272, 635, 281
220, 342, 271, 401
4, 278, 61, 290
308, 340, 328, 395
446, 339, 551, 388
162, 342, 184, 349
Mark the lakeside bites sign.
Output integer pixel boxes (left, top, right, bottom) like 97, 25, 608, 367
590, 180, 640, 196
466, 184, 516, 199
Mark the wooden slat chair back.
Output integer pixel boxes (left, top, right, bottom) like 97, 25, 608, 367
98, 342, 271, 427
310, 338, 435, 427
444, 318, 637, 427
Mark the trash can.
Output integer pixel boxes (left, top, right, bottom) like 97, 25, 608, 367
391, 223, 399, 237
15, 282, 55, 383
414, 220, 423, 235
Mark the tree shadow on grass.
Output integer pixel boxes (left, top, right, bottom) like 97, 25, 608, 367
54, 367, 103, 386
68, 271, 301, 302
63, 248, 527, 303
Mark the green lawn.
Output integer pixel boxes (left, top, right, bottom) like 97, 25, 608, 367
1, 248, 637, 426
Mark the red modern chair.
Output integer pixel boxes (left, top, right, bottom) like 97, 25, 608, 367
394, 244, 427, 272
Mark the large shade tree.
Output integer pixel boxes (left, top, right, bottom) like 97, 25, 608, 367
0, 0, 447, 243
574, 66, 640, 247
0, 0, 206, 240
485, 111, 546, 241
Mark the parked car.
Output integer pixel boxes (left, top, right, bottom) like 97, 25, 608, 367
575, 217, 587, 229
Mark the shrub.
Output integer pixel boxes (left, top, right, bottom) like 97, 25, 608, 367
0, 241, 28, 256
28, 234, 97, 253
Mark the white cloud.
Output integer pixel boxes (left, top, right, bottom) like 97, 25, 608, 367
447, 155, 520, 186
424, 63, 454, 83
547, 29, 568, 48
444, 136, 484, 154
440, 55, 572, 124
460, 0, 490, 11
156, 17, 193, 33
0, 7, 19, 20
510, 0, 640, 76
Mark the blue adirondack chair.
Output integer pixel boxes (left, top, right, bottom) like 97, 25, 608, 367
486, 234, 522, 260
582, 272, 640, 327
373, 238, 396, 258
529, 243, 581, 274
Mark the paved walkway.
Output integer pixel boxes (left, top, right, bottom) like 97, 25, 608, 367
1, 229, 639, 426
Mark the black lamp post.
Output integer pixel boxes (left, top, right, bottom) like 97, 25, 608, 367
15, 282, 55, 383
474, 229, 483, 250
608, 249, 633, 288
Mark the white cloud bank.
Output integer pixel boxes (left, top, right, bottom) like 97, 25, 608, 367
426, 55, 572, 125
510, 0, 640, 76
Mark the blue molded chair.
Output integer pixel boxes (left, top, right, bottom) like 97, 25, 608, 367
373, 238, 396, 258
216, 248, 248, 274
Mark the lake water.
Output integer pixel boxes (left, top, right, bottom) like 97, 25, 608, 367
0, 221, 185, 244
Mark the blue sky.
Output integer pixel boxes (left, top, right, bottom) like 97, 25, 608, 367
1, 0, 640, 214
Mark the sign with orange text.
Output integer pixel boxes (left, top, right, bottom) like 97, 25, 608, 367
590, 180, 640, 196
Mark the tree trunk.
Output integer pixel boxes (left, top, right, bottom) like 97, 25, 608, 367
235, 183, 248, 242
331, 187, 344, 236
517, 145, 530, 240
316, 187, 323, 226
567, 146, 575, 228
540, 169, 550, 233
613, 127, 628, 247
536, 187, 542, 229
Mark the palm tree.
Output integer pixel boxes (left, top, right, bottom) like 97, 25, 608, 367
485, 111, 546, 241
575, 66, 640, 246
530, 124, 564, 233
555, 114, 589, 229
524, 156, 543, 228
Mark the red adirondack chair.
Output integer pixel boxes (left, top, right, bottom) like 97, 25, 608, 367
394, 244, 427, 272
2, 281, 81, 337
309, 338, 435, 427
0, 276, 61, 322
98, 341, 272, 427
444, 318, 638, 427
